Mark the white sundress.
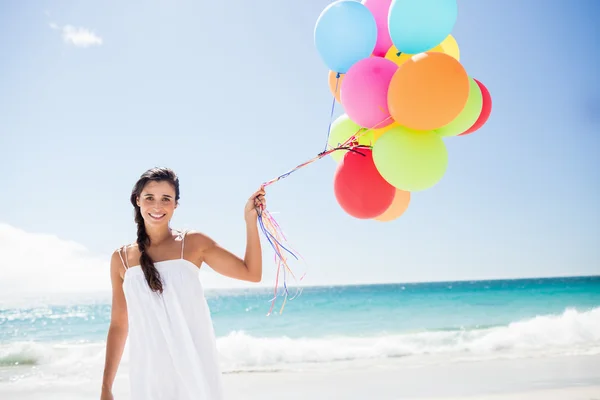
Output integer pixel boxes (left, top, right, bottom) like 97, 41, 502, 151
118, 231, 224, 399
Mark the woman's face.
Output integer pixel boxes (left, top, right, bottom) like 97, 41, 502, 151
136, 180, 177, 227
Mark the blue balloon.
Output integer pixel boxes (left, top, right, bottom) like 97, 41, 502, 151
314, 1, 377, 74
388, 0, 458, 54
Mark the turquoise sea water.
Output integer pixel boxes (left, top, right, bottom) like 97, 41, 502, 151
1, 276, 599, 383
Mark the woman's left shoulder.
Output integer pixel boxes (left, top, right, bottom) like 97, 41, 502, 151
180, 229, 215, 248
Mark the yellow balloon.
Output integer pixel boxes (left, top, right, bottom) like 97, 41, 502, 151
439, 35, 460, 61
365, 123, 398, 143
385, 34, 460, 67
385, 46, 413, 67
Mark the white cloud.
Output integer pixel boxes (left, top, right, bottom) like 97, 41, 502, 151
50, 23, 103, 48
0, 223, 109, 299
0, 223, 267, 306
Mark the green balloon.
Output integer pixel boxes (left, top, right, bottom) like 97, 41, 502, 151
328, 114, 373, 162
373, 126, 448, 191
435, 77, 483, 137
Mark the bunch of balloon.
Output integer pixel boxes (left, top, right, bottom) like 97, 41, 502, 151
315, 0, 492, 222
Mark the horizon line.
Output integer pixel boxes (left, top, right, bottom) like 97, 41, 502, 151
202, 272, 600, 292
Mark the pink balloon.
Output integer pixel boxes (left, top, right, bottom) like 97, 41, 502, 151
341, 57, 397, 129
362, 0, 393, 57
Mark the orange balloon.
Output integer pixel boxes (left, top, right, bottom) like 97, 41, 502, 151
374, 189, 410, 222
387, 52, 469, 131
328, 71, 344, 103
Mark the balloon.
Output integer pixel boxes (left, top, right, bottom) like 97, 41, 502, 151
388, 52, 469, 131
341, 57, 397, 129
362, 0, 393, 57
368, 122, 398, 142
388, 0, 458, 54
459, 79, 492, 136
385, 34, 460, 67
328, 71, 344, 103
374, 189, 411, 221
334, 148, 396, 219
373, 126, 448, 191
327, 114, 374, 162
435, 77, 483, 137
314, 1, 377, 73
438, 34, 460, 61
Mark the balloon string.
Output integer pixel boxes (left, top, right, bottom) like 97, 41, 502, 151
262, 112, 392, 188
262, 142, 363, 187
257, 113, 393, 314
257, 206, 305, 316
323, 72, 341, 151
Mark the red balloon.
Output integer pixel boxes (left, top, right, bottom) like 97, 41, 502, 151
459, 79, 492, 136
333, 148, 395, 219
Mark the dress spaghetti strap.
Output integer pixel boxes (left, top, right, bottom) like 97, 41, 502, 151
180, 230, 188, 259
117, 245, 129, 272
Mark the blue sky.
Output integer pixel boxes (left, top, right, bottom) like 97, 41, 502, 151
0, 0, 599, 293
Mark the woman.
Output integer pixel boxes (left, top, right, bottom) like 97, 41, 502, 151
100, 167, 265, 400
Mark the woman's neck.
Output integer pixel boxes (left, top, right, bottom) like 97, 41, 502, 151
145, 224, 173, 247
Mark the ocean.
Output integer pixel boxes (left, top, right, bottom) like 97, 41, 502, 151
1, 275, 599, 392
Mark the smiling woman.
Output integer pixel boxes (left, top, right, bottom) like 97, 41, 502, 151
100, 167, 266, 400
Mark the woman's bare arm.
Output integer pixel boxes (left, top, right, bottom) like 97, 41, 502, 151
199, 220, 263, 283
188, 188, 265, 283
101, 250, 129, 394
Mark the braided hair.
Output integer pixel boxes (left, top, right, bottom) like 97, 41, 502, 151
129, 167, 180, 293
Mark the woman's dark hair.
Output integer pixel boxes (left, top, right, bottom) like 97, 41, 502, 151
129, 167, 180, 294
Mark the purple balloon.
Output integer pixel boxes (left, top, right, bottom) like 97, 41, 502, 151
341, 57, 398, 129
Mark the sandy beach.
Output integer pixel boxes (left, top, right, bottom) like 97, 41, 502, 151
220, 355, 600, 400
2, 380, 599, 400
1, 354, 599, 399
